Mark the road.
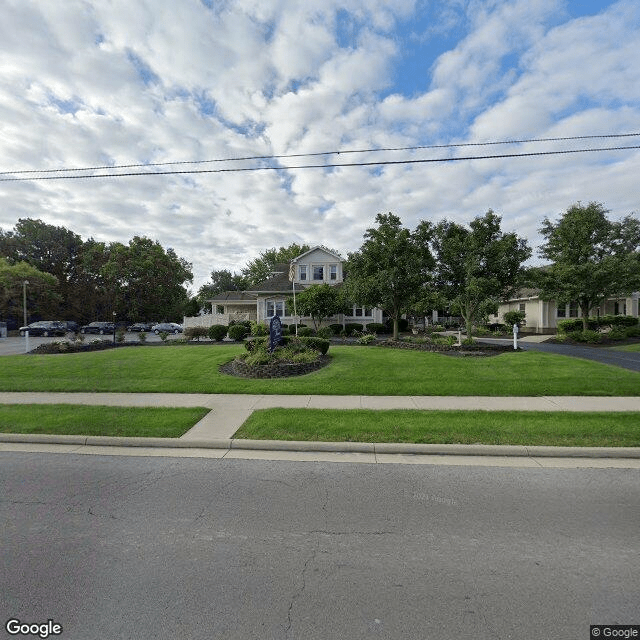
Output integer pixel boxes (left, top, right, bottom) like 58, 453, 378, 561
2, 452, 638, 639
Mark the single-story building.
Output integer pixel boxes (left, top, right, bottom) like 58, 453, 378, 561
183, 246, 384, 330
495, 290, 640, 333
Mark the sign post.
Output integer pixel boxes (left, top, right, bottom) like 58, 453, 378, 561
269, 315, 282, 353
512, 323, 519, 350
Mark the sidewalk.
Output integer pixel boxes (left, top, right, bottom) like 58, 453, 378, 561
1, 392, 640, 468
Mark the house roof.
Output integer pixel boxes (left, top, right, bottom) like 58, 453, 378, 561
291, 245, 343, 262
207, 291, 256, 303
250, 263, 293, 293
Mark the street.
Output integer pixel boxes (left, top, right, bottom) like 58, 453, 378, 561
1, 452, 638, 639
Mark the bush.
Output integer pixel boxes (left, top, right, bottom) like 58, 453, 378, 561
329, 324, 343, 335
565, 330, 603, 344
357, 333, 376, 345
503, 310, 526, 327
228, 324, 249, 341
251, 321, 269, 337
316, 326, 333, 340
208, 324, 228, 341
365, 323, 387, 334
297, 326, 313, 337
116, 329, 126, 344
158, 331, 169, 342
343, 323, 363, 336
605, 327, 628, 341
625, 326, 640, 338
184, 326, 209, 341
138, 331, 147, 343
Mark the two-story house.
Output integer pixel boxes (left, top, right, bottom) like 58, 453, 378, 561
183, 246, 384, 330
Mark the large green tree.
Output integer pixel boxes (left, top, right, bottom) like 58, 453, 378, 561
196, 269, 247, 311
431, 210, 531, 339
101, 236, 193, 322
291, 283, 347, 330
0, 219, 84, 318
344, 213, 434, 340
242, 243, 310, 286
532, 202, 640, 330
0, 258, 59, 323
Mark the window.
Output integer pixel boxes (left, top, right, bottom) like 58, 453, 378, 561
313, 265, 324, 280
329, 264, 338, 280
557, 304, 566, 318
351, 306, 371, 317
216, 305, 224, 315
299, 265, 307, 281
519, 303, 526, 313
266, 300, 285, 317
569, 302, 578, 318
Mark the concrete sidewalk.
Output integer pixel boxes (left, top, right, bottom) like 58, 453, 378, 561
1, 392, 640, 468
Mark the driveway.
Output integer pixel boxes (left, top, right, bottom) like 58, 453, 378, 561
480, 337, 640, 372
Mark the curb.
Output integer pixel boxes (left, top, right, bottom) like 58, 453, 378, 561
2, 433, 640, 459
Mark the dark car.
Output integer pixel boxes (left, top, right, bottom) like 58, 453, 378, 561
61, 320, 80, 333
80, 321, 116, 335
18, 321, 67, 337
127, 322, 153, 332
151, 322, 183, 334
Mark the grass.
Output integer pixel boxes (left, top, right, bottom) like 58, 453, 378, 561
609, 343, 640, 352
0, 344, 639, 396
0, 404, 210, 438
234, 408, 640, 447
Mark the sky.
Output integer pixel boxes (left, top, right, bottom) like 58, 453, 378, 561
1, 0, 639, 293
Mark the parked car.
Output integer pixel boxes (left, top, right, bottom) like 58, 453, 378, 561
18, 321, 67, 337
151, 322, 183, 334
61, 320, 80, 333
80, 321, 116, 335
127, 322, 153, 332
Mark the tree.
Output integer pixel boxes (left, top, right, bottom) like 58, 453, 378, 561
242, 243, 310, 286
196, 269, 247, 311
292, 283, 347, 330
0, 218, 84, 318
533, 202, 640, 331
101, 237, 193, 322
0, 258, 59, 323
344, 213, 434, 340
431, 210, 531, 339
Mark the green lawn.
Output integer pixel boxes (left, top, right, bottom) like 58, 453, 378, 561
0, 344, 639, 396
609, 343, 640, 352
0, 404, 209, 437
235, 408, 640, 447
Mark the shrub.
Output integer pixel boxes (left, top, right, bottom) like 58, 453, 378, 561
503, 310, 526, 327
365, 323, 387, 334
251, 321, 269, 337
228, 324, 249, 341
432, 335, 457, 346
184, 326, 209, 341
329, 324, 343, 335
343, 323, 363, 336
357, 333, 376, 345
316, 326, 333, 340
158, 331, 169, 342
606, 327, 628, 341
138, 331, 147, 343
487, 323, 507, 332
565, 330, 603, 344
625, 326, 640, 338
116, 329, 126, 343
297, 326, 313, 337
208, 324, 228, 341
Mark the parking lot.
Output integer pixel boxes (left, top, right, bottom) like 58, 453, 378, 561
0, 332, 184, 356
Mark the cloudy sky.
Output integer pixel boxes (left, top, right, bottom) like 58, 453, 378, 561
1, 0, 639, 292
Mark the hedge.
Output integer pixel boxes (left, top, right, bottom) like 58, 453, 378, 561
244, 335, 330, 355
208, 324, 228, 341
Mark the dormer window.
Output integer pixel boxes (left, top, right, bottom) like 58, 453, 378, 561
299, 265, 307, 281
313, 265, 324, 280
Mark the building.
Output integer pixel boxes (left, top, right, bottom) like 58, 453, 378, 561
183, 246, 384, 330
495, 290, 640, 333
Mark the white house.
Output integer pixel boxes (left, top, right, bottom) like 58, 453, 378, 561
184, 246, 384, 330
495, 289, 640, 333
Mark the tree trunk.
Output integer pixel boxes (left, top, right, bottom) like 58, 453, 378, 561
580, 302, 591, 331
392, 317, 399, 340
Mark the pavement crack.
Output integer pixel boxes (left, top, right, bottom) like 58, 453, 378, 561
285, 537, 319, 638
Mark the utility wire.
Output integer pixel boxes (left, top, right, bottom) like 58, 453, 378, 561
1, 132, 639, 177
1, 145, 639, 183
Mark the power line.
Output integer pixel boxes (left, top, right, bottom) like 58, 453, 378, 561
1, 132, 639, 177
1, 144, 639, 183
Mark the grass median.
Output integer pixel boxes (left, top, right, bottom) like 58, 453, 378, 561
1, 345, 639, 396
0, 404, 210, 438
234, 408, 640, 447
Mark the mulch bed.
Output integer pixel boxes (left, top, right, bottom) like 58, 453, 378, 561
219, 355, 331, 379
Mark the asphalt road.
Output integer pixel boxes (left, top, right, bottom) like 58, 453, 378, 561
2, 453, 638, 640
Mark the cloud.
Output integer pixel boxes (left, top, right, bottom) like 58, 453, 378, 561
0, 0, 638, 294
